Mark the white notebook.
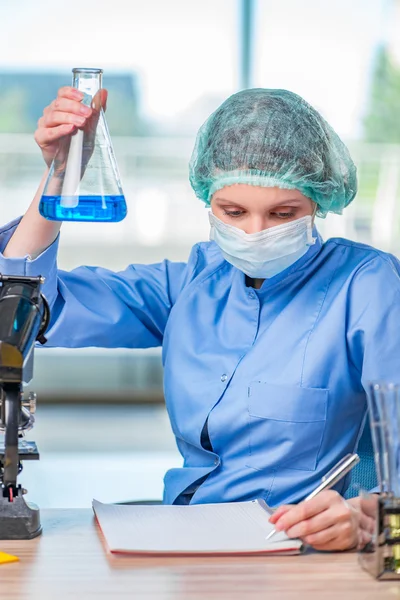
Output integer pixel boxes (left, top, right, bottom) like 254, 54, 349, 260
92, 498, 303, 556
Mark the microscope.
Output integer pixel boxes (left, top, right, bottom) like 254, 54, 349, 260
0, 274, 49, 539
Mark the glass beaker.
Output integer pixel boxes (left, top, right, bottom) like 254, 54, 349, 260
359, 383, 400, 579
368, 382, 400, 496
39, 68, 127, 223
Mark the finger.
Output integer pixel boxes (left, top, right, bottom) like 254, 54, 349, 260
57, 86, 84, 101
89, 88, 108, 113
37, 115, 46, 130
269, 505, 293, 524
304, 525, 355, 550
34, 123, 76, 147
286, 497, 355, 538
304, 520, 357, 551
101, 88, 108, 111
274, 493, 337, 532
303, 525, 338, 548
285, 506, 338, 538
90, 88, 108, 112
275, 491, 344, 531
53, 97, 92, 118
42, 111, 88, 129
311, 539, 347, 551
40, 89, 84, 121
96, 88, 108, 108
308, 534, 357, 552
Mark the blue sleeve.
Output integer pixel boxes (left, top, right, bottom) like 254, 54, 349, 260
347, 252, 400, 494
347, 253, 400, 388
0, 218, 197, 349
0, 217, 60, 308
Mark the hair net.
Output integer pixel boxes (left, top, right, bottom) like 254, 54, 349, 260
189, 88, 357, 217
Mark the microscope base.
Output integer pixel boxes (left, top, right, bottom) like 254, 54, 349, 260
0, 493, 42, 540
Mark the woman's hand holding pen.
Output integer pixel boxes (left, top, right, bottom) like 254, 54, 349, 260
268, 490, 377, 551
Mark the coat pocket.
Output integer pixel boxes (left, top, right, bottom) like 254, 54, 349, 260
246, 381, 328, 471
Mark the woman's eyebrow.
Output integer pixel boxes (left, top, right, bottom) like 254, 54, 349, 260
213, 197, 245, 206
214, 197, 304, 207
214, 197, 239, 203
270, 199, 304, 207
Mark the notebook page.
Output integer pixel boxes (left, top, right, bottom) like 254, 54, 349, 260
93, 499, 301, 554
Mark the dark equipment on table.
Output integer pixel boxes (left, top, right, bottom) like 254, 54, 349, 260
0, 274, 49, 539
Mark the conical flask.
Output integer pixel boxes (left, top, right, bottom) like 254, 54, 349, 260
39, 68, 127, 222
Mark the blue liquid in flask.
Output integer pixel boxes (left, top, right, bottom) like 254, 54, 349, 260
39, 195, 127, 222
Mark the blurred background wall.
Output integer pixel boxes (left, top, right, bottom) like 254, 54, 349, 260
0, 0, 399, 504
1, 0, 399, 402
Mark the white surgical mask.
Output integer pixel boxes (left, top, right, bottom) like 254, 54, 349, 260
209, 212, 316, 279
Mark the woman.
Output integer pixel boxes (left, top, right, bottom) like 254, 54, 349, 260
1, 87, 397, 551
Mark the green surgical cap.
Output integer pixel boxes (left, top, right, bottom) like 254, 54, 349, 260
189, 88, 357, 217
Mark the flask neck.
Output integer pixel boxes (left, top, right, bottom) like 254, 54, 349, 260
72, 69, 102, 97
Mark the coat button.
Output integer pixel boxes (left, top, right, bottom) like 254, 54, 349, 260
220, 374, 227, 382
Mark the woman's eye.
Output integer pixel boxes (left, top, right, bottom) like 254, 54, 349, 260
272, 212, 295, 219
222, 210, 244, 218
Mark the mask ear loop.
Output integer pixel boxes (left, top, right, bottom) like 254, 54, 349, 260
311, 201, 318, 227
311, 202, 318, 222
306, 202, 318, 246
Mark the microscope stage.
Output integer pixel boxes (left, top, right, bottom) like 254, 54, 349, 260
0, 440, 39, 461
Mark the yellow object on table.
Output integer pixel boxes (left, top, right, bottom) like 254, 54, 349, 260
0, 551, 19, 564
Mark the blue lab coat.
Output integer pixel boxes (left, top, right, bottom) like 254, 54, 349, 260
1, 218, 399, 505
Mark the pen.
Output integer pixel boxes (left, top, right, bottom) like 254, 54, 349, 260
265, 452, 360, 541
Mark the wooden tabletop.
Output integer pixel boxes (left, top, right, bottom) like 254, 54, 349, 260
0, 509, 397, 599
